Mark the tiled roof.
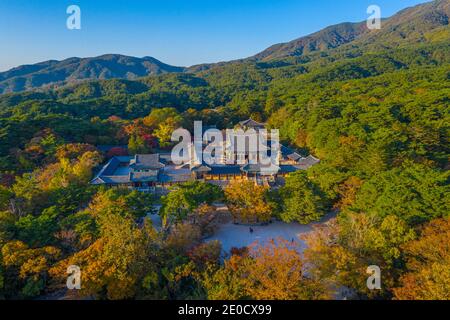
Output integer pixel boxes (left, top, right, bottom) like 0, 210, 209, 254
192, 165, 212, 172
238, 119, 266, 128
129, 154, 164, 170
93, 156, 132, 177
279, 165, 301, 173
241, 164, 280, 175
287, 152, 302, 161
95, 175, 131, 184
209, 165, 242, 175
159, 167, 192, 183
296, 155, 320, 169
91, 156, 132, 185
100, 157, 120, 175
130, 171, 159, 182
90, 151, 320, 186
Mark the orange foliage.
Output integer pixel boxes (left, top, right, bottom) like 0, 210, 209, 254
225, 181, 272, 224
335, 176, 364, 209
394, 218, 450, 300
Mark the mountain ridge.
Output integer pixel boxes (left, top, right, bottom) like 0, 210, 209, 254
1, 0, 448, 94
0, 55, 185, 94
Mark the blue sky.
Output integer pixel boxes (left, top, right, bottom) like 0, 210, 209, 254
0, 0, 430, 71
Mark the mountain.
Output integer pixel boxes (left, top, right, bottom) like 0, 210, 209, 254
189, 0, 449, 72
1, 0, 448, 94
251, 0, 449, 61
182, 21, 370, 73
0, 54, 185, 94
249, 22, 369, 62
352, 0, 449, 48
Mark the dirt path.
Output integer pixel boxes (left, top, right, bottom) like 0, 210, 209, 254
206, 212, 337, 254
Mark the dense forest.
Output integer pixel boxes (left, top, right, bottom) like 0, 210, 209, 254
0, 0, 449, 300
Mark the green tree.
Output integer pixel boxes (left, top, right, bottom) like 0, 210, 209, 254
14, 206, 60, 247
277, 171, 329, 224
160, 182, 223, 227
128, 134, 149, 155
350, 161, 449, 225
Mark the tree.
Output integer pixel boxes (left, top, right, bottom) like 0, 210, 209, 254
166, 223, 202, 254
394, 217, 450, 300
143, 107, 182, 130
0, 210, 15, 246
302, 213, 415, 299
154, 117, 181, 148
50, 215, 158, 300
11, 173, 46, 216
160, 182, 223, 227
39, 131, 62, 157
106, 147, 128, 158
128, 134, 149, 155
71, 151, 103, 184
187, 241, 222, 269
56, 143, 97, 161
277, 171, 329, 224
201, 239, 330, 300
2, 240, 61, 298
0, 186, 13, 211
335, 176, 364, 210
350, 161, 449, 225
224, 181, 272, 224
187, 204, 222, 237
88, 188, 154, 221
15, 206, 59, 247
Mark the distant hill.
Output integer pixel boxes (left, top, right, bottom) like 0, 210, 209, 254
0, 55, 185, 94
1, 0, 448, 94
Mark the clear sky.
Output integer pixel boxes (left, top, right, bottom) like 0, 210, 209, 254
0, 0, 430, 71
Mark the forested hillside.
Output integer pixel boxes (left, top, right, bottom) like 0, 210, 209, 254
0, 55, 185, 94
0, 0, 448, 300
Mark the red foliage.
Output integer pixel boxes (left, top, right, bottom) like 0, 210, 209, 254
107, 115, 122, 122
0, 173, 15, 187
142, 134, 158, 149
106, 147, 129, 158
230, 247, 249, 257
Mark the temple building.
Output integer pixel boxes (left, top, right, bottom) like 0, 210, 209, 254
91, 119, 320, 191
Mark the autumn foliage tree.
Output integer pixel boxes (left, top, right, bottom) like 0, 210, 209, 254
160, 182, 223, 227
50, 216, 158, 300
106, 147, 128, 158
225, 181, 272, 224
302, 213, 416, 299
55, 143, 97, 161
394, 217, 450, 300
201, 239, 330, 300
335, 176, 364, 210
143, 107, 183, 148
2, 241, 61, 298
187, 204, 224, 237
